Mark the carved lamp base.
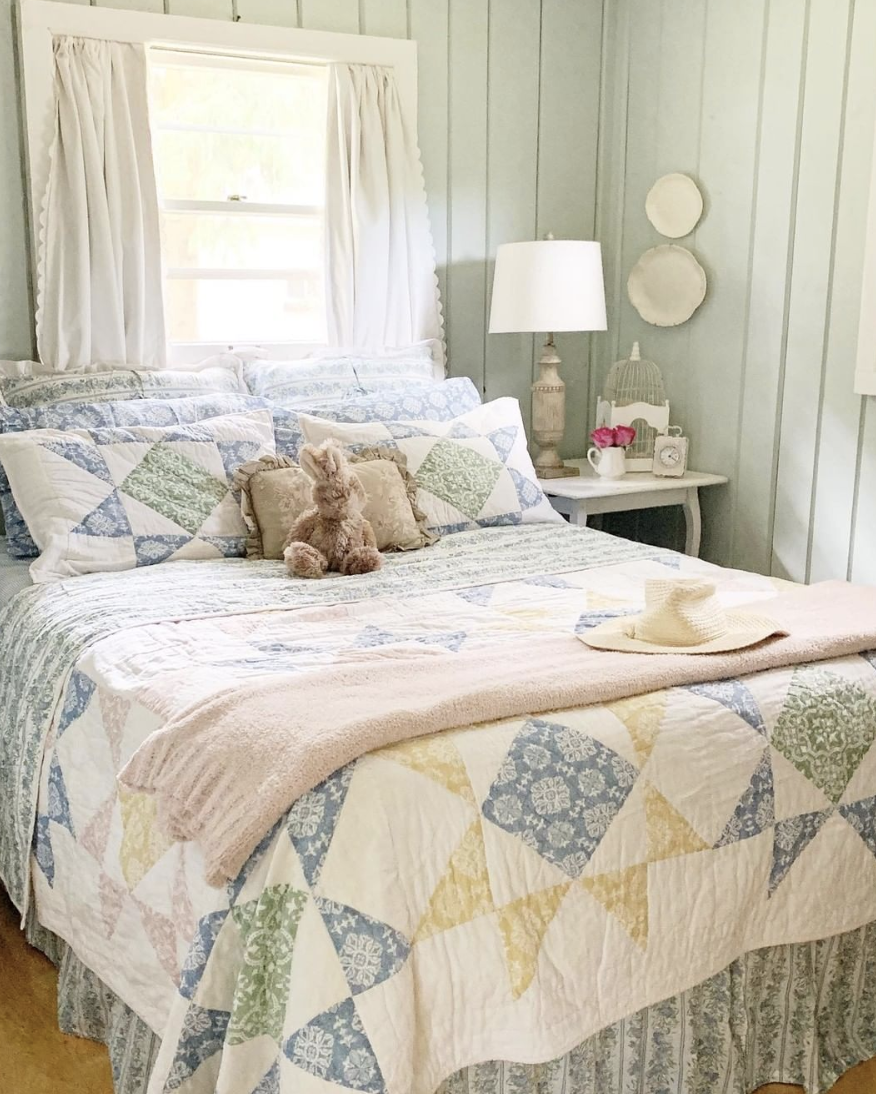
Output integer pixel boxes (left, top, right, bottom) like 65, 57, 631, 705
531, 336, 579, 478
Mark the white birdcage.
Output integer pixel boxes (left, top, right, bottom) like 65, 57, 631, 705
596, 342, 671, 470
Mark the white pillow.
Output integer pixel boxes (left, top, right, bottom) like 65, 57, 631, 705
0, 410, 275, 582
298, 397, 562, 535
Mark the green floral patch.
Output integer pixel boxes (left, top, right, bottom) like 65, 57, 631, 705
415, 440, 502, 519
121, 444, 228, 534
771, 667, 876, 804
228, 884, 308, 1045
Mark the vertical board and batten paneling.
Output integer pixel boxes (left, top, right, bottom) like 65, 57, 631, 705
3, 0, 606, 452
482, 0, 542, 421
600, 0, 876, 578
536, 0, 603, 458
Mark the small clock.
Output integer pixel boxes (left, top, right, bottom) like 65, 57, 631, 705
653, 430, 688, 477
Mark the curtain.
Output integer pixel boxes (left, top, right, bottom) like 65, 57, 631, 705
36, 37, 166, 371
325, 63, 443, 351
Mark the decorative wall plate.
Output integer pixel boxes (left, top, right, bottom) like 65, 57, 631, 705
645, 173, 703, 238
627, 245, 707, 327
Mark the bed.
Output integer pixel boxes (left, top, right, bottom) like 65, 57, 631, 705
2, 520, 876, 1094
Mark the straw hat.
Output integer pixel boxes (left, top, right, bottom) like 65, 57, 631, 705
581, 579, 785, 654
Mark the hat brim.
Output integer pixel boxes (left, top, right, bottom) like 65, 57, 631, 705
579, 611, 786, 654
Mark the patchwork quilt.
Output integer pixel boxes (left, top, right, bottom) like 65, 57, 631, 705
2, 525, 875, 1094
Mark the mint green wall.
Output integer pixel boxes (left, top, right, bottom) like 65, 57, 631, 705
0, 0, 606, 450
595, 0, 876, 583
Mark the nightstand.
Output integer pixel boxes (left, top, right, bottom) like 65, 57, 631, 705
538, 460, 728, 557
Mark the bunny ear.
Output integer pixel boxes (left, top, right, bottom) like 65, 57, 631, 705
298, 444, 323, 480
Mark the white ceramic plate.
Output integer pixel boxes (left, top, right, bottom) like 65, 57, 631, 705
627, 245, 707, 327
645, 173, 704, 238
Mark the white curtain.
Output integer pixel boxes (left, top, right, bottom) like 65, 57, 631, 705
36, 37, 166, 371
325, 63, 443, 351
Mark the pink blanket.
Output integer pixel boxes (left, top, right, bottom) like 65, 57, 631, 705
120, 579, 876, 885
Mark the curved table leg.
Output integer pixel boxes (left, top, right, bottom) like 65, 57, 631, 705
683, 488, 702, 556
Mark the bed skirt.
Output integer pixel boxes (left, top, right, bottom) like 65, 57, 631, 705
24, 910, 876, 1094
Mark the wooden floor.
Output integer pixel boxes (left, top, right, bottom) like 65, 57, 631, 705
2, 891, 874, 1094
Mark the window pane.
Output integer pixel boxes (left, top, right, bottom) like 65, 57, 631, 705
163, 213, 322, 272
165, 276, 326, 344
154, 129, 324, 206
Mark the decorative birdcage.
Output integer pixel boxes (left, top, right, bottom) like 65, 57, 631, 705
596, 342, 670, 470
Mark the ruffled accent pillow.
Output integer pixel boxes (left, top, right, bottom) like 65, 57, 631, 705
234, 447, 436, 558
0, 410, 275, 582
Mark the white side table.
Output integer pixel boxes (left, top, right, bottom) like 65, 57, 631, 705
538, 460, 728, 557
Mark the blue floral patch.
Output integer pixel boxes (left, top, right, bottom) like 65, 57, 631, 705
164, 1004, 231, 1091
47, 754, 75, 836
284, 998, 385, 1093
482, 718, 638, 877
509, 468, 544, 510
714, 750, 774, 847
179, 909, 229, 1000
839, 795, 876, 859
69, 491, 132, 539
56, 668, 97, 737
316, 896, 410, 994
287, 765, 356, 888
769, 810, 830, 895
685, 680, 766, 737
33, 815, 55, 886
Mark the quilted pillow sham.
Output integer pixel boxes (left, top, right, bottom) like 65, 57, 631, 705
0, 357, 246, 408
269, 376, 483, 461
298, 397, 562, 535
0, 410, 275, 582
0, 393, 272, 559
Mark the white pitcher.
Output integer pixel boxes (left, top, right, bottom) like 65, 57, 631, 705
587, 446, 627, 479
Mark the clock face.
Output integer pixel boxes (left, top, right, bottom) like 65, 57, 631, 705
659, 445, 681, 466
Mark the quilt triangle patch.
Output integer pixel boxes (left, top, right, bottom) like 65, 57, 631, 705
70, 490, 132, 539
200, 534, 246, 558
119, 788, 174, 890
80, 793, 116, 862
500, 883, 572, 998
497, 883, 571, 998
287, 764, 356, 888
839, 796, 876, 859
487, 425, 518, 462
99, 692, 130, 767
98, 872, 127, 938
134, 534, 192, 566
582, 862, 649, 949
284, 998, 385, 1093
218, 440, 262, 483
607, 693, 667, 767
509, 467, 544, 510
714, 750, 775, 847
166, 1004, 231, 1091
179, 909, 230, 1000
446, 420, 480, 439
42, 440, 113, 484
456, 585, 495, 607
250, 1062, 280, 1094
414, 820, 495, 942
645, 784, 709, 862
771, 667, 876, 804
685, 680, 766, 737
861, 650, 876, 671
56, 668, 97, 737
47, 754, 75, 836
134, 898, 180, 982
769, 810, 831, 895
378, 737, 476, 804
316, 896, 410, 996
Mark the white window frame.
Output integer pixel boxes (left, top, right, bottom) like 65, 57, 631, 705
17, 0, 418, 363
857, 122, 876, 396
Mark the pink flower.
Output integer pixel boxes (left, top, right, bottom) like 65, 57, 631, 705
613, 425, 636, 448
590, 427, 617, 449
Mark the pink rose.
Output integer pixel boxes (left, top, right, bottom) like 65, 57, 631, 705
613, 425, 636, 448
590, 426, 617, 449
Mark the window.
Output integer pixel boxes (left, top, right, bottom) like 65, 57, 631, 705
149, 50, 329, 351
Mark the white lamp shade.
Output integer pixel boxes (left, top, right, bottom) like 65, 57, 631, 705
488, 239, 607, 334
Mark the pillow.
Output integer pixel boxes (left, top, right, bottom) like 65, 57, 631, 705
0, 393, 271, 559
0, 357, 246, 408
298, 397, 562, 535
243, 359, 363, 407
270, 377, 483, 462
0, 410, 275, 582
234, 448, 435, 558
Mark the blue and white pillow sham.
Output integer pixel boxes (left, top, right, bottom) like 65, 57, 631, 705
270, 377, 483, 461
0, 394, 271, 558
299, 397, 561, 536
0, 411, 275, 582
0, 360, 246, 408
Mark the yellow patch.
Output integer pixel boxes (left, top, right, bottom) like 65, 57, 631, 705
377, 736, 476, 804
644, 784, 709, 862
118, 788, 174, 890
414, 820, 494, 942
607, 692, 668, 767
582, 863, 649, 949
497, 883, 572, 998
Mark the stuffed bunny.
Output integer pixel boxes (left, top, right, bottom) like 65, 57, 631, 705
283, 441, 383, 578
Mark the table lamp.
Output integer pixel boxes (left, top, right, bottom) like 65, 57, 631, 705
489, 236, 607, 477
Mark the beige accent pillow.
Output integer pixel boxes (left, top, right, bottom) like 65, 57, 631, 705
234, 448, 436, 558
